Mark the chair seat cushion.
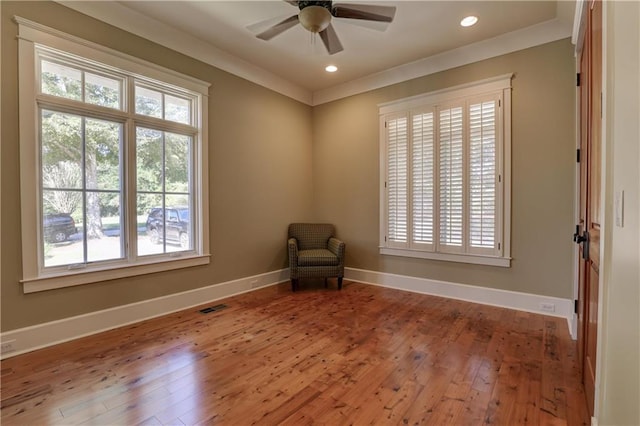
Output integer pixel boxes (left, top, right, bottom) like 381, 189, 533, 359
298, 249, 339, 266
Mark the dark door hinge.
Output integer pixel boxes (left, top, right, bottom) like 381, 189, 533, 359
577, 148, 581, 163
577, 72, 581, 87
574, 299, 579, 314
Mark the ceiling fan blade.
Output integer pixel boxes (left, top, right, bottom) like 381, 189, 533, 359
332, 4, 396, 23
252, 14, 300, 41
283, 0, 299, 6
319, 23, 343, 55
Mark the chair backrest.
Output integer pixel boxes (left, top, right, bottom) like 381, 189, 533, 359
288, 223, 335, 250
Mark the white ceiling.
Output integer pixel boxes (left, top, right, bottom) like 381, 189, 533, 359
59, 1, 576, 105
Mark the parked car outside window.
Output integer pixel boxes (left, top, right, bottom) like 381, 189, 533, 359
145, 207, 190, 249
43, 213, 77, 243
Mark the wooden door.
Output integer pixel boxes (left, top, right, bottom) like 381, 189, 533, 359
577, 0, 601, 416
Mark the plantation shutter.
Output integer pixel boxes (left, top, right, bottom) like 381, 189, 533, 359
386, 114, 408, 244
439, 105, 464, 251
469, 98, 498, 253
411, 110, 435, 247
379, 75, 511, 265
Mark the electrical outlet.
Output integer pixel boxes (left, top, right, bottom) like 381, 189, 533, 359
1, 340, 16, 354
539, 303, 556, 313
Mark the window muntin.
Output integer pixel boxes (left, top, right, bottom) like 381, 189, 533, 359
379, 76, 511, 266
18, 19, 210, 291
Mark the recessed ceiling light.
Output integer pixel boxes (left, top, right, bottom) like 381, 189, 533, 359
325, 65, 338, 73
460, 16, 478, 27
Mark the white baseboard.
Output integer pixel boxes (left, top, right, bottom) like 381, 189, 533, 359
0, 269, 289, 360
344, 267, 577, 339
1, 266, 577, 359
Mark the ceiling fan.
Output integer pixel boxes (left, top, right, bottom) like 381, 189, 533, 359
248, 1, 397, 55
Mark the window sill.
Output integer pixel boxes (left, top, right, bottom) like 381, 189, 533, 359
21, 254, 211, 293
380, 247, 511, 267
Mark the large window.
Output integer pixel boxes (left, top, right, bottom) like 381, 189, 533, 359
18, 18, 210, 292
379, 75, 512, 267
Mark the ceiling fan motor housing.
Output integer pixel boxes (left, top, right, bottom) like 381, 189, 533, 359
298, 1, 334, 33
298, 1, 333, 13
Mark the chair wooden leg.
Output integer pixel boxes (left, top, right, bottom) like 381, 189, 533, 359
338, 277, 343, 290
324, 278, 328, 288
291, 279, 298, 292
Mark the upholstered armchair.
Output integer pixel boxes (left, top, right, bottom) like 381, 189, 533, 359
287, 223, 345, 291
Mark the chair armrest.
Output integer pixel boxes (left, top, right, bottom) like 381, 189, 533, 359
328, 237, 345, 263
288, 238, 299, 266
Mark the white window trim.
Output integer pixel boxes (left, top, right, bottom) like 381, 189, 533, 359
379, 74, 512, 267
16, 17, 211, 293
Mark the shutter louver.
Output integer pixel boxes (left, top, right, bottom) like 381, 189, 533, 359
387, 116, 408, 243
439, 106, 464, 248
412, 111, 434, 245
469, 101, 496, 249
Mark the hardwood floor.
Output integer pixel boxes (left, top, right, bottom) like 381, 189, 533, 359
1, 280, 590, 425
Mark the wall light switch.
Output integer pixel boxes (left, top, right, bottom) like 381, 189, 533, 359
615, 190, 624, 227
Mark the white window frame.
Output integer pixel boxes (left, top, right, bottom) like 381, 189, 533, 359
379, 75, 512, 267
16, 17, 211, 293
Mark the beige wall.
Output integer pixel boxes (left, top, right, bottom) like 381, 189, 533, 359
312, 39, 576, 299
0, 3, 578, 327
599, 1, 640, 424
1, 1, 314, 330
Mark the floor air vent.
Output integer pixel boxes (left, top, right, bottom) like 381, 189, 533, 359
199, 304, 228, 314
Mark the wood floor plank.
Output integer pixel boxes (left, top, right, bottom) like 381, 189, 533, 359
0, 281, 590, 425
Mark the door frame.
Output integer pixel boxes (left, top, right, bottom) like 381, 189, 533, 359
571, 0, 608, 421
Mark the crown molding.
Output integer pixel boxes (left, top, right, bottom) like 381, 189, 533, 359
55, 1, 571, 107
312, 18, 573, 105
55, 0, 313, 105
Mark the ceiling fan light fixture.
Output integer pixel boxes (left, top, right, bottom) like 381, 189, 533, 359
460, 16, 478, 27
299, 5, 332, 33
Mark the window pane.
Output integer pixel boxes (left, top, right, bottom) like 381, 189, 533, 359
85, 72, 121, 109
136, 127, 163, 192
42, 196, 82, 267
40, 110, 82, 195
41, 112, 126, 268
41, 60, 82, 101
136, 129, 192, 256
165, 197, 191, 253
165, 133, 191, 193
412, 112, 434, 244
387, 116, 408, 243
138, 194, 164, 256
165, 94, 191, 125
469, 101, 496, 248
86, 118, 122, 191
135, 86, 162, 118
86, 192, 124, 262
439, 107, 464, 247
